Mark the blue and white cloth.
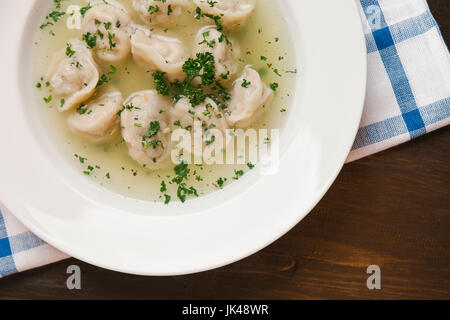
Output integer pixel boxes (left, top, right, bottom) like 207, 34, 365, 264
348, 0, 450, 161
0, 203, 68, 277
1, 0, 449, 277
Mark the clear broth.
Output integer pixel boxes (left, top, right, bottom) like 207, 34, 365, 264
32, 0, 297, 202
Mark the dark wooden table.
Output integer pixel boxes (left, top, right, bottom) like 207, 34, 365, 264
1, 1, 449, 300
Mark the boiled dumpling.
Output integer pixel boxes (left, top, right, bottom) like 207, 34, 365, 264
193, 25, 239, 80
225, 66, 273, 128
121, 90, 173, 168
67, 92, 123, 141
46, 39, 99, 112
132, 0, 191, 26
131, 27, 189, 82
170, 97, 230, 153
81, 2, 132, 63
193, 0, 254, 29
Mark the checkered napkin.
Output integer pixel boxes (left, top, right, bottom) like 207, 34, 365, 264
1, 0, 449, 277
348, 0, 450, 161
0, 203, 68, 277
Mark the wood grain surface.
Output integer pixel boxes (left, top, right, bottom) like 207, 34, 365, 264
0, 0, 448, 300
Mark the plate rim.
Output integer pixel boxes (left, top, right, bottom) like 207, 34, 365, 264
0, 0, 367, 276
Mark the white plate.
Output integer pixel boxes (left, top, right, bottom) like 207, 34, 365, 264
0, 0, 366, 275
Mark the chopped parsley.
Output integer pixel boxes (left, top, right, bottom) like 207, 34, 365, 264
270, 82, 279, 91
160, 181, 167, 193
65, 43, 75, 57
153, 72, 170, 96
232, 170, 244, 180
148, 5, 160, 14
171, 162, 199, 203
76, 104, 88, 115
96, 74, 111, 87
43, 95, 52, 103
241, 79, 251, 88
80, 4, 92, 16
216, 177, 227, 189
82, 32, 97, 49
142, 121, 162, 150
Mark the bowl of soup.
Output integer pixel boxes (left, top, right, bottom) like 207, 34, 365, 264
0, 0, 366, 275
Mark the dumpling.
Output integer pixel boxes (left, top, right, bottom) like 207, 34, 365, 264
225, 66, 273, 128
193, 0, 254, 29
81, 2, 132, 63
121, 90, 173, 168
46, 39, 99, 112
193, 25, 239, 80
132, 0, 191, 26
131, 27, 189, 82
170, 97, 230, 153
67, 92, 123, 142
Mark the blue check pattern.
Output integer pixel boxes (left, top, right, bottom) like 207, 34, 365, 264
1, 0, 449, 277
0, 219, 45, 276
348, 0, 449, 161
0, 204, 67, 277
0, 207, 46, 277
0, 208, 17, 277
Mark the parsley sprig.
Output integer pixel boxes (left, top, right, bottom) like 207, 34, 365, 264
152, 52, 229, 109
